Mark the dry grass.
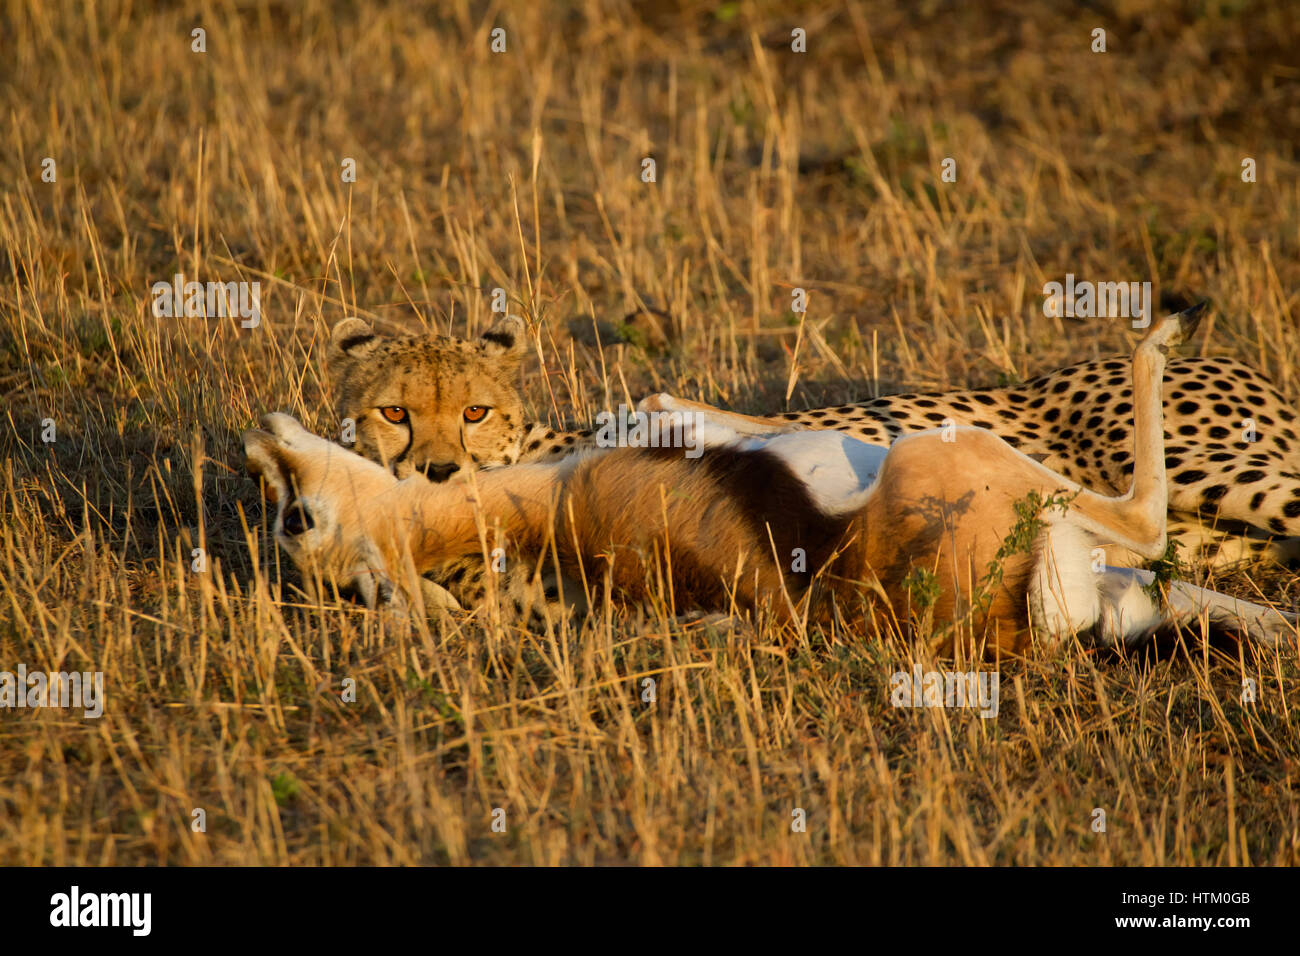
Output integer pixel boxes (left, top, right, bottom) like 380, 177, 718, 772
2, 0, 1299, 865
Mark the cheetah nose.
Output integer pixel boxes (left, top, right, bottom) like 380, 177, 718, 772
420, 461, 461, 483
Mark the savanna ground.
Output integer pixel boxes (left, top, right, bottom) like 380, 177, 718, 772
2, 0, 1299, 865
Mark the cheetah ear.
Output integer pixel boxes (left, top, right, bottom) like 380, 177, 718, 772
478, 314, 528, 358
327, 317, 381, 367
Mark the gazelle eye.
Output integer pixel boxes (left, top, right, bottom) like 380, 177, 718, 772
463, 405, 489, 423
380, 406, 408, 424
281, 501, 314, 536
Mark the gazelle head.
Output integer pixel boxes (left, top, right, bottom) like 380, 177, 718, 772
242, 412, 406, 610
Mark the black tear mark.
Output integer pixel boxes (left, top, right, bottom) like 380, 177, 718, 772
337, 333, 376, 352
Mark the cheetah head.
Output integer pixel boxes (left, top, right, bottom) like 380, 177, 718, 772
327, 315, 529, 481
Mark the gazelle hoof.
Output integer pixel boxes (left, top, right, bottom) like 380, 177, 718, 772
1141, 300, 1207, 352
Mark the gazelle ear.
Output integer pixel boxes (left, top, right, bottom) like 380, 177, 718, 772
478, 314, 528, 357
242, 429, 293, 504
327, 317, 381, 368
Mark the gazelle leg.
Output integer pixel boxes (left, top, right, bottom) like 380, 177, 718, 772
1164, 578, 1300, 646
636, 393, 800, 437
1092, 566, 1298, 647
1055, 303, 1206, 559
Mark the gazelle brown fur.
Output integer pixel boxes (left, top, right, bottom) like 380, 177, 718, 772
243, 306, 1297, 652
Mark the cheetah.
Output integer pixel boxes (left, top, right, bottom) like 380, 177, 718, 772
327, 314, 535, 481
250, 307, 1297, 650
327, 313, 1300, 570
327, 314, 579, 622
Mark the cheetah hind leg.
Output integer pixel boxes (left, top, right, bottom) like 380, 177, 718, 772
1166, 516, 1300, 570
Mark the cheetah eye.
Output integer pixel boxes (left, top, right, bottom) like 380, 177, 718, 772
380, 406, 409, 424
463, 405, 490, 424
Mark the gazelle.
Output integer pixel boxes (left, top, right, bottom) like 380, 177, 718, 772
243, 306, 1296, 652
